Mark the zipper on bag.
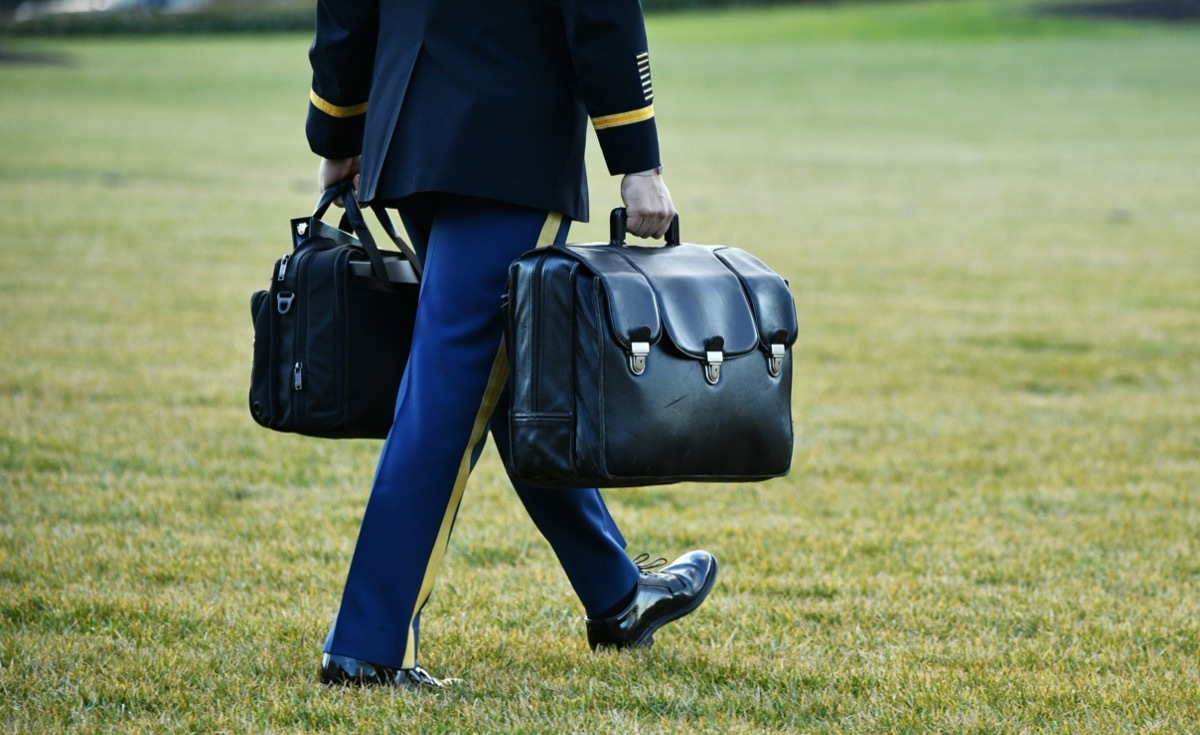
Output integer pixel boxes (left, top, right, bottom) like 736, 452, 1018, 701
291, 251, 309, 425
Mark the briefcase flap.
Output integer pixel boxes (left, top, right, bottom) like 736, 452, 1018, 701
557, 243, 797, 360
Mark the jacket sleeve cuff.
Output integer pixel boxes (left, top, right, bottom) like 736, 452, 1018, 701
593, 113, 661, 176
305, 91, 367, 159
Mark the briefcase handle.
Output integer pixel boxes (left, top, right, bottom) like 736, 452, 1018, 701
609, 208, 681, 248
314, 180, 424, 281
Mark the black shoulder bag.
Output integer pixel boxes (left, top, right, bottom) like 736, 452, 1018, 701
248, 184, 421, 439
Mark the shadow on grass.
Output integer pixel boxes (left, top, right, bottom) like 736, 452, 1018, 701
0, 48, 73, 65
1034, 0, 1200, 23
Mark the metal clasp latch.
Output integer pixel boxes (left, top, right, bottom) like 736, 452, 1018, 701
276, 291, 295, 315
768, 343, 785, 377
704, 350, 723, 385
628, 342, 650, 376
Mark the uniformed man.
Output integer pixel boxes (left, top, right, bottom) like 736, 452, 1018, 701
306, 0, 718, 688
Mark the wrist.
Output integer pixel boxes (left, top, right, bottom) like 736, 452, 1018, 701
626, 165, 663, 178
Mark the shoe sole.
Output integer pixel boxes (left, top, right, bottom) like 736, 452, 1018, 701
631, 556, 719, 649
319, 667, 453, 690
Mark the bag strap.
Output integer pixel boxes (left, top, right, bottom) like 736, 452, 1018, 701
369, 203, 424, 281
312, 181, 348, 220
314, 181, 425, 281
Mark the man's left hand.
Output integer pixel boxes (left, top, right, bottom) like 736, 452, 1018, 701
319, 156, 361, 206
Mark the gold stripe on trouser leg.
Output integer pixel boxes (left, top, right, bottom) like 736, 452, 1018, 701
400, 211, 563, 669
536, 211, 564, 248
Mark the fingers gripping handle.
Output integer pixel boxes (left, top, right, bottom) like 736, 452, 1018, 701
609, 208, 681, 247
312, 179, 352, 220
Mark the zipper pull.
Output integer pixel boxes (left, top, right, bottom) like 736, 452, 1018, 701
292, 361, 303, 391
277, 254, 292, 282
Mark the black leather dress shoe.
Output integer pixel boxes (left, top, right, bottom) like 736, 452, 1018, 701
319, 653, 456, 689
586, 550, 718, 651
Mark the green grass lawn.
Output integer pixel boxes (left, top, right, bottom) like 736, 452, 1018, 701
2, 1, 1199, 732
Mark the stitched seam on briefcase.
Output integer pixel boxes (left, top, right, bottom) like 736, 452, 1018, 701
530, 259, 546, 414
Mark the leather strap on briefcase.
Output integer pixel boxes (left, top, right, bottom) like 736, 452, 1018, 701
502, 209, 798, 488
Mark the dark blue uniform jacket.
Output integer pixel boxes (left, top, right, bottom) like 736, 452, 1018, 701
306, 0, 662, 222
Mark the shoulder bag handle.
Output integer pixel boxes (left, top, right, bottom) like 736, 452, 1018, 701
315, 180, 424, 281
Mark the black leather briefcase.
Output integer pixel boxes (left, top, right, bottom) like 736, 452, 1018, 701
248, 185, 421, 439
502, 209, 797, 488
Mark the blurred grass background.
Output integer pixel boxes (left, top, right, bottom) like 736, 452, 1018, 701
2, 0, 1199, 732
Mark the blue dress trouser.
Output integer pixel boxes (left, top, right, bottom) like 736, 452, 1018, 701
325, 193, 640, 670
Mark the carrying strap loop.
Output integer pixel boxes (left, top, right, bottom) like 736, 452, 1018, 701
313, 180, 424, 281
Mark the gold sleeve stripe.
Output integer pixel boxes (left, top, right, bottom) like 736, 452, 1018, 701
309, 90, 368, 119
591, 105, 655, 131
